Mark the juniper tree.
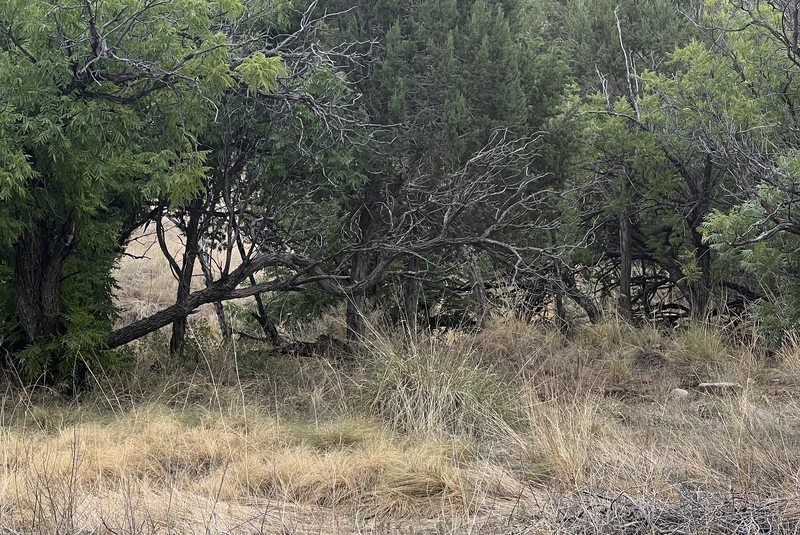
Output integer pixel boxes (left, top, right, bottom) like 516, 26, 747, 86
321, 0, 575, 338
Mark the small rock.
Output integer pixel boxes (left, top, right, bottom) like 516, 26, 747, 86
697, 382, 743, 394
668, 388, 690, 400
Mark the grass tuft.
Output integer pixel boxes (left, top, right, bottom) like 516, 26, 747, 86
361, 330, 519, 439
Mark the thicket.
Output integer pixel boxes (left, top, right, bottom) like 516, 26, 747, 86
3, 0, 800, 385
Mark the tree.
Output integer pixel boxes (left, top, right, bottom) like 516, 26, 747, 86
565, 0, 738, 322
560, 0, 698, 97
320, 0, 577, 338
147, 1, 365, 357
573, 0, 800, 330
692, 0, 800, 340
0, 0, 347, 380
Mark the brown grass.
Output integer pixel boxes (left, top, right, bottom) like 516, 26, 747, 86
4, 312, 800, 533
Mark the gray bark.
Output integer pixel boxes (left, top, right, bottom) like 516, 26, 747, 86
462, 245, 489, 327
198, 240, 231, 343
403, 256, 421, 338
618, 204, 632, 320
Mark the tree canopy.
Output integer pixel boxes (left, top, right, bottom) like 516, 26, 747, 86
6, 0, 800, 386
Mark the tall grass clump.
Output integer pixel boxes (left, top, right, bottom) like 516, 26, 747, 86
472, 316, 564, 371
576, 313, 641, 352
673, 323, 730, 365
577, 314, 666, 353
516, 392, 606, 488
777, 332, 800, 380
361, 331, 519, 439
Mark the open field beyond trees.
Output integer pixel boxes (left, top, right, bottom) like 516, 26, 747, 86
3, 310, 800, 534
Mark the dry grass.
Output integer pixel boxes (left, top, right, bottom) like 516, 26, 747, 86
114, 225, 186, 325
4, 314, 800, 533
0, 399, 523, 533
360, 331, 519, 439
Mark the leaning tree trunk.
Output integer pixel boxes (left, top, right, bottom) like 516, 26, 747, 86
14, 216, 75, 345
247, 279, 279, 344
562, 270, 600, 324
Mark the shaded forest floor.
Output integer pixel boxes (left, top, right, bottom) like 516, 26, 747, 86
2, 312, 800, 534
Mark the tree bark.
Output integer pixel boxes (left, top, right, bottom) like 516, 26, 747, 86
248, 286, 279, 344
198, 240, 231, 343
551, 230, 567, 332
689, 227, 711, 319
170, 204, 201, 358
107, 250, 350, 349
346, 185, 376, 343
14, 216, 75, 344
403, 256, 421, 338
346, 252, 370, 342
462, 245, 489, 327
685, 154, 715, 319
562, 270, 600, 323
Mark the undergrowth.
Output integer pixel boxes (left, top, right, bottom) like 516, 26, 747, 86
1, 316, 800, 533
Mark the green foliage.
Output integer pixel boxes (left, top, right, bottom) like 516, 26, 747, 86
234, 53, 287, 92
571, 0, 739, 319
561, 0, 698, 96
705, 200, 800, 345
686, 1, 800, 340
319, 0, 576, 330
265, 286, 340, 329
0, 0, 320, 383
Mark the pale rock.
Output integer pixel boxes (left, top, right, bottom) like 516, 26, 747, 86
668, 388, 690, 400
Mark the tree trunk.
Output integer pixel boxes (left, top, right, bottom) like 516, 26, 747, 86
618, 205, 632, 320
198, 240, 231, 343
562, 270, 600, 324
14, 217, 75, 344
346, 185, 376, 343
106, 250, 350, 349
551, 230, 567, 332
170, 205, 201, 358
248, 287, 279, 344
685, 154, 715, 319
347, 247, 370, 342
689, 227, 711, 319
403, 256, 421, 338
462, 245, 489, 328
